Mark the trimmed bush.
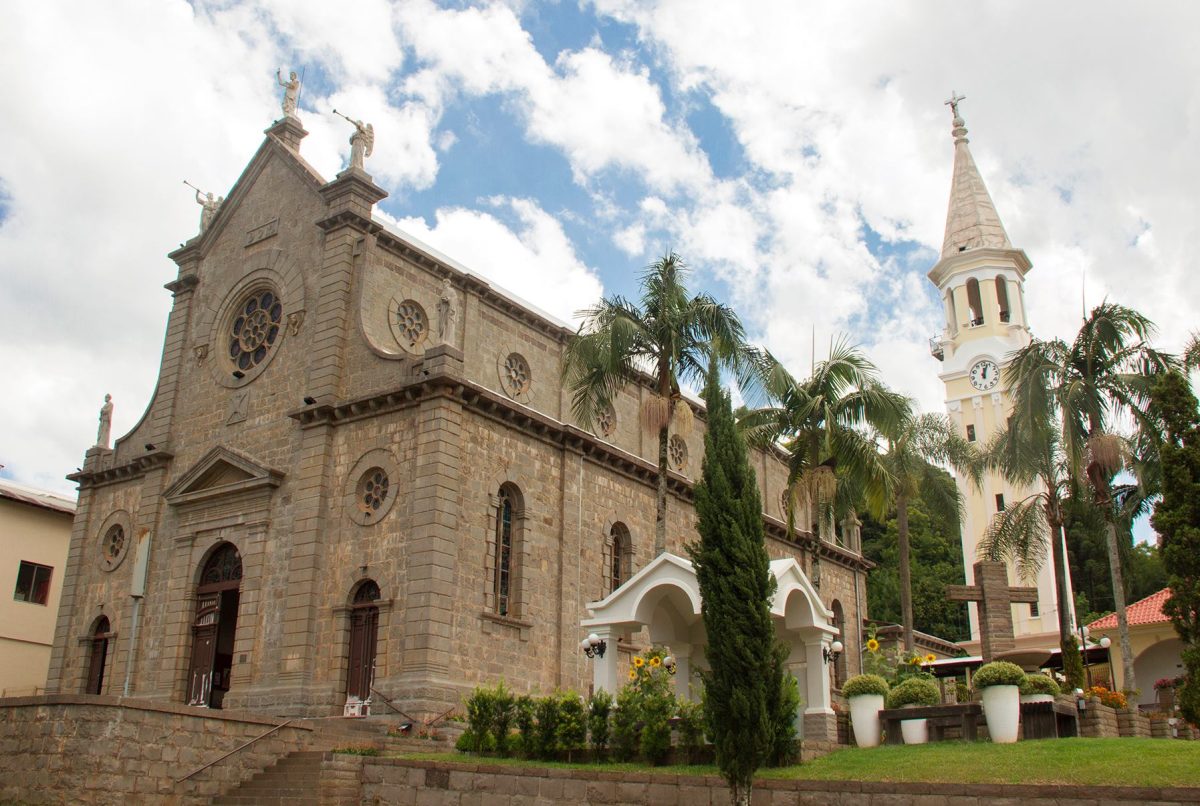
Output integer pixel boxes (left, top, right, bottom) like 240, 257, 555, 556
557, 692, 588, 760
886, 677, 941, 709
612, 685, 641, 762
534, 694, 562, 759
464, 685, 496, 753
587, 689, 613, 754
492, 681, 516, 756
973, 661, 1025, 688
515, 695, 536, 758
1020, 674, 1062, 697
843, 674, 890, 698
676, 697, 706, 764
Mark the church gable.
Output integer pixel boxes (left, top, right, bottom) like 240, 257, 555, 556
163, 446, 283, 506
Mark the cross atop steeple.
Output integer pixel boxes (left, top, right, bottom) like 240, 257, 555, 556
945, 90, 966, 122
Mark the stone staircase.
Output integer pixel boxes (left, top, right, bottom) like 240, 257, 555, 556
209, 716, 454, 805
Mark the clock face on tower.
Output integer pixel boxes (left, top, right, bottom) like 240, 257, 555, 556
969, 359, 999, 391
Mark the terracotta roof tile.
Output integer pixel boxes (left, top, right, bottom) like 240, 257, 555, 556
1088, 588, 1173, 630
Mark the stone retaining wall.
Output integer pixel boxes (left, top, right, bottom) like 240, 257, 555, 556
360, 758, 1200, 805
1078, 698, 1119, 738
0, 694, 313, 805
1117, 708, 1151, 738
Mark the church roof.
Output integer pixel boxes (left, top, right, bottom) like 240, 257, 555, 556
1088, 587, 1173, 630
940, 105, 1012, 259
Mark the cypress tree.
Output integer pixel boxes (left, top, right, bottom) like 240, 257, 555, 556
689, 363, 779, 806
1150, 371, 1200, 724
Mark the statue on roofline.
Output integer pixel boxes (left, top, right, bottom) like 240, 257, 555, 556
277, 69, 301, 118
96, 394, 113, 449
333, 109, 374, 170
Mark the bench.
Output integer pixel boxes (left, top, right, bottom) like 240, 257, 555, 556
879, 703, 982, 744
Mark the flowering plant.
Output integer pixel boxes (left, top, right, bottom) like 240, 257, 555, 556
1155, 677, 1177, 691
1083, 685, 1128, 710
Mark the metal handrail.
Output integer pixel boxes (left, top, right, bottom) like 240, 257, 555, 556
174, 718, 294, 785
369, 686, 418, 724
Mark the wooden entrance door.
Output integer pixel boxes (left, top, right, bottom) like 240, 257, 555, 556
186, 543, 242, 708
346, 581, 381, 705
85, 616, 110, 695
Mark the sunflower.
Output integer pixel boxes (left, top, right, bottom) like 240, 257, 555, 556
650, 656, 662, 667
633, 656, 645, 668
924, 653, 937, 665
866, 638, 880, 653
628, 669, 637, 680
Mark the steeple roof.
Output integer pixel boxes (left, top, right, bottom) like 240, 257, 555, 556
940, 98, 1012, 259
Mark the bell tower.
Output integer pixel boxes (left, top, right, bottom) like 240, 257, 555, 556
928, 94, 1073, 652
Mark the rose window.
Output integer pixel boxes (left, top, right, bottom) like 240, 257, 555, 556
103, 525, 125, 561
596, 404, 616, 437
229, 289, 282, 372
357, 468, 390, 514
669, 435, 688, 470
503, 353, 531, 396
395, 300, 428, 347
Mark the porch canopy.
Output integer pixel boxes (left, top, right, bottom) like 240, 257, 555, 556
580, 552, 839, 735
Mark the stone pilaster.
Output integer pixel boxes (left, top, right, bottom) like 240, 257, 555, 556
44, 482, 96, 694
265, 116, 308, 152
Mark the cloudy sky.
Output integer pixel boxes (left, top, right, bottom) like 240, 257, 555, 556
2, 1, 1198, 516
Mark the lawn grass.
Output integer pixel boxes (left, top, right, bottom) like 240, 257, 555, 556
394, 739, 1200, 789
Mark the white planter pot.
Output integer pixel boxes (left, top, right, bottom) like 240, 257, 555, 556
849, 694, 885, 748
1020, 694, 1054, 704
981, 685, 1020, 743
900, 718, 929, 744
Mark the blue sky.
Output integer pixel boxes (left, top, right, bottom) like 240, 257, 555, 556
1, 1, 1198, 552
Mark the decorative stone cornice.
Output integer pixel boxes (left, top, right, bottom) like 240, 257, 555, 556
67, 449, 174, 490
164, 274, 199, 295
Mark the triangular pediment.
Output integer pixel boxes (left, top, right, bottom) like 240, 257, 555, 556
164, 446, 284, 506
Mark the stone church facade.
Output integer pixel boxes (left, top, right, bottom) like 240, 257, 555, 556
46, 112, 869, 720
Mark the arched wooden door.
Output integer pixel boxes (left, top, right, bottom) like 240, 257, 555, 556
345, 581, 381, 712
187, 543, 242, 708
85, 616, 111, 695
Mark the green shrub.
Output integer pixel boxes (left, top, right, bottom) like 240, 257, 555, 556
955, 680, 971, 702
557, 692, 588, 760
611, 684, 641, 762
587, 689, 613, 754
842, 674, 889, 698
454, 729, 495, 753
886, 676, 941, 709
767, 672, 800, 767
973, 661, 1025, 688
492, 682, 516, 756
638, 678, 675, 766
332, 746, 381, 756
675, 697, 705, 764
534, 694, 562, 759
464, 685, 496, 753
515, 695, 537, 757
1019, 674, 1061, 697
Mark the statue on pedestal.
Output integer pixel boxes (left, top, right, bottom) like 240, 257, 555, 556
186, 181, 224, 233
333, 109, 374, 170
96, 394, 113, 449
438, 277, 458, 345
277, 69, 301, 118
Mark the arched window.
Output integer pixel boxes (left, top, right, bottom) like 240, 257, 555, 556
607, 523, 633, 594
490, 485, 522, 617
965, 278, 983, 326
994, 277, 1011, 323
830, 600, 847, 689
85, 616, 111, 695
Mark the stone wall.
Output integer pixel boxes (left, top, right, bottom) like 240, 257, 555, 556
1078, 698, 1119, 738
359, 758, 1200, 805
1117, 708, 1151, 738
0, 695, 313, 805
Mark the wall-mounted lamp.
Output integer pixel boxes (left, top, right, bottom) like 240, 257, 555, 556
822, 640, 844, 665
662, 655, 677, 675
580, 633, 606, 659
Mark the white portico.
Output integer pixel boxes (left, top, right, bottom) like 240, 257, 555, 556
580, 552, 840, 741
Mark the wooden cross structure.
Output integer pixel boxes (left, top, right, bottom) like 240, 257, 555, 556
946, 560, 1039, 662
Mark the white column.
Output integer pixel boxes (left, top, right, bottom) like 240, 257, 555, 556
590, 626, 620, 695
672, 649, 692, 700
803, 636, 833, 717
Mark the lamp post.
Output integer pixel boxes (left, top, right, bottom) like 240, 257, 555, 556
822, 640, 844, 665
1078, 624, 1092, 688
579, 632, 606, 659
1099, 636, 1113, 689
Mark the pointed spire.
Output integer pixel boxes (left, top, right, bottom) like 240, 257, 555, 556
940, 92, 1012, 258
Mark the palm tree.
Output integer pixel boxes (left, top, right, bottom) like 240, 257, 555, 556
562, 252, 761, 555
882, 411, 980, 652
1004, 301, 1175, 693
739, 339, 907, 537
1185, 332, 1200, 372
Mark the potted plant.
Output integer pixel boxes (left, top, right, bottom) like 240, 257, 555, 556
1154, 677, 1177, 712
1019, 673, 1061, 704
886, 676, 941, 744
974, 661, 1025, 743
842, 674, 889, 748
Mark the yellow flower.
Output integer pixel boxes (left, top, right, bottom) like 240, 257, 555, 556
628, 669, 637, 681
924, 653, 937, 665
633, 656, 645, 668
650, 656, 662, 667
866, 638, 880, 653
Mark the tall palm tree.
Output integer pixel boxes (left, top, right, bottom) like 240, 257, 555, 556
1185, 332, 1200, 372
562, 252, 761, 555
739, 339, 907, 536
882, 411, 980, 652
1005, 302, 1174, 693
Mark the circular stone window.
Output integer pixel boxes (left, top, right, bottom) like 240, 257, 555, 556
95, 510, 133, 572
345, 449, 400, 526
228, 288, 283, 375
389, 298, 429, 352
669, 435, 689, 471
595, 403, 616, 438
499, 352, 532, 401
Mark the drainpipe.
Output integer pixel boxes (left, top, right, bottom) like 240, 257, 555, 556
123, 529, 153, 696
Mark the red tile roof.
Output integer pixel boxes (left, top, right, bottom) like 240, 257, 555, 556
1088, 588, 1172, 630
